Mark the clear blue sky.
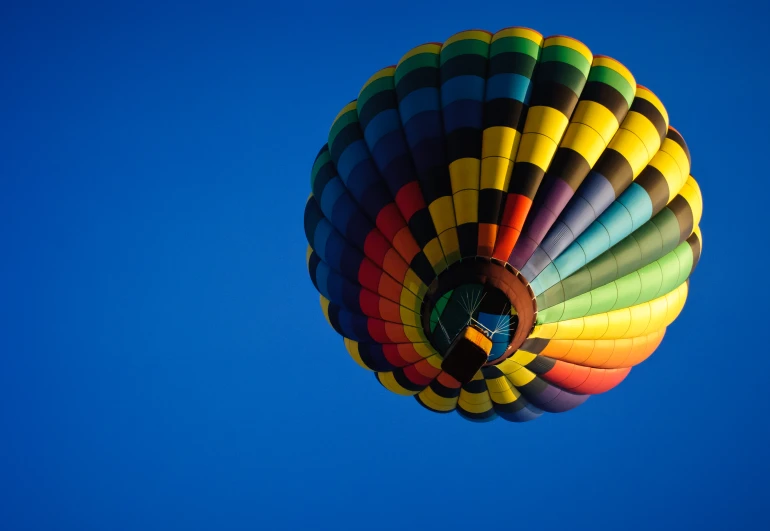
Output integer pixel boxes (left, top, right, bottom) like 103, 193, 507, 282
2, 1, 768, 530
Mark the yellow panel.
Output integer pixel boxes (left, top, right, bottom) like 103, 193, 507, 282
543, 36, 592, 63
648, 150, 684, 197
399, 306, 421, 327
459, 388, 492, 405
679, 176, 703, 226
560, 123, 605, 167
646, 296, 670, 334
428, 196, 457, 234
360, 67, 395, 95
400, 287, 420, 314
450, 158, 481, 192
604, 309, 633, 338
419, 353, 441, 369
438, 229, 461, 267
458, 397, 493, 414
607, 129, 649, 177
554, 318, 585, 339
480, 156, 515, 190
510, 350, 537, 365
636, 86, 669, 128
482, 126, 520, 159
506, 366, 536, 386
305, 245, 313, 269
444, 30, 492, 47
592, 56, 635, 89
418, 387, 458, 412
487, 379, 519, 404
531, 323, 557, 339
493, 27, 544, 45
405, 325, 427, 343
621, 111, 662, 159
571, 100, 619, 145
402, 269, 424, 299
523, 106, 570, 140
516, 133, 558, 170
453, 189, 479, 225
333, 101, 357, 126
659, 137, 690, 190
377, 371, 419, 396
343, 338, 371, 371
397, 43, 441, 67
579, 312, 609, 339
423, 238, 447, 272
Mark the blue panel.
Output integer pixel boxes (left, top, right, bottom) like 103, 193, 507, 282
345, 159, 381, 199
313, 219, 334, 263
485, 73, 531, 103
403, 110, 443, 147
328, 188, 356, 232
314, 260, 331, 301
441, 75, 485, 106
363, 109, 401, 150
320, 177, 346, 217
615, 183, 654, 232
398, 87, 440, 124
336, 140, 371, 182
442, 99, 483, 131
554, 224, 610, 279
370, 130, 409, 172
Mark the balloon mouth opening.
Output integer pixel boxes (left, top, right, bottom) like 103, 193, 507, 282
420, 258, 537, 366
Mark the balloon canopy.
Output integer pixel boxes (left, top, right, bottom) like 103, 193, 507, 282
304, 27, 702, 422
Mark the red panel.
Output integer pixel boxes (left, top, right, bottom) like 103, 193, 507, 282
376, 203, 407, 240
358, 290, 381, 319
367, 319, 390, 343
383, 344, 411, 367
403, 363, 434, 386
358, 258, 383, 294
363, 230, 391, 267
396, 343, 426, 364
492, 226, 521, 261
395, 181, 427, 222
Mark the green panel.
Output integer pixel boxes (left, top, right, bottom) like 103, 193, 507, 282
612, 273, 644, 309
328, 108, 358, 147
490, 36, 541, 59
635, 261, 663, 304
395, 53, 439, 84
587, 66, 635, 107
440, 39, 490, 64
540, 45, 591, 76
358, 77, 393, 109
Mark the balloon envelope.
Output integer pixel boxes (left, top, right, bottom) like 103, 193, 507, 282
304, 27, 702, 422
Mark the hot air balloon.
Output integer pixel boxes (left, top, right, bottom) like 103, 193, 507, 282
304, 27, 702, 422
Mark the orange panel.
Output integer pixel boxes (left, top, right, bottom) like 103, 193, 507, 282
477, 223, 498, 256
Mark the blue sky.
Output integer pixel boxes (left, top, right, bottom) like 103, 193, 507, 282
2, 1, 769, 530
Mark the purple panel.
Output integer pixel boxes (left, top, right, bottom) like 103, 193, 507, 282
510, 179, 575, 267
539, 389, 590, 412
